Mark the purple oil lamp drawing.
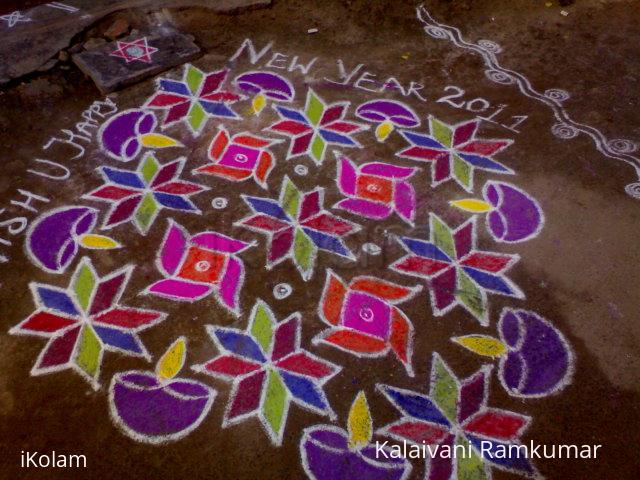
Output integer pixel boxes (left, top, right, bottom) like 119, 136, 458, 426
301, 391, 411, 480
451, 181, 544, 243
109, 337, 216, 444
355, 100, 420, 142
98, 109, 182, 162
234, 71, 295, 115
26, 206, 120, 274
452, 308, 573, 398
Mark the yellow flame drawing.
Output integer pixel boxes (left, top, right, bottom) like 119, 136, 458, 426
140, 133, 182, 149
452, 335, 507, 358
347, 391, 372, 450
78, 234, 120, 250
156, 337, 187, 381
252, 93, 267, 116
375, 120, 394, 142
450, 198, 493, 213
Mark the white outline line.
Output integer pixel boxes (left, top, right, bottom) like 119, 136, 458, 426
333, 152, 419, 227
300, 424, 413, 480
83, 155, 209, 236
24, 205, 102, 274
10, 257, 167, 390
233, 69, 296, 113
144, 65, 246, 137
397, 115, 514, 193
377, 352, 542, 479
142, 219, 254, 316
313, 269, 422, 377
266, 88, 369, 165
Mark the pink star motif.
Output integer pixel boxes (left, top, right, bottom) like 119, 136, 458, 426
110, 38, 158, 64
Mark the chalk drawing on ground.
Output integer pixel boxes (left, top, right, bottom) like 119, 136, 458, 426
300, 391, 412, 480
377, 352, 539, 479
193, 300, 341, 446
452, 308, 574, 398
144, 220, 254, 315
313, 270, 421, 376
10, 257, 167, 390
109, 337, 216, 444
390, 213, 523, 326
416, 4, 640, 199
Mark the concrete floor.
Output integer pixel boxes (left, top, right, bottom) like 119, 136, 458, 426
0, 1, 639, 479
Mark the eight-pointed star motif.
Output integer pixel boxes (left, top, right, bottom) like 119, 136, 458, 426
397, 116, 513, 192
9, 258, 166, 390
236, 176, 361, 281
377, 352, 538, 480
193, 300, 341, 446
109, 37, 158, 64
84, 154, 208, 235
266, 89, 367, 165
390, 213, 522, 325
145, 64, 245, 135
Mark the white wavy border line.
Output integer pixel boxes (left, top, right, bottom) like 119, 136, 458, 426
416, 4, 640, 199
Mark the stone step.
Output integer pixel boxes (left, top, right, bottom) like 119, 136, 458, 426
72, 28, 200, 93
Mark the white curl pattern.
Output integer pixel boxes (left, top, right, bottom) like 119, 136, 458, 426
608, 139, 638, 154
423, 25, 449, 39
551, 123, 579, 140
478, 39, 502, 54
484, 69, 514, 85
544, 89, 570, 102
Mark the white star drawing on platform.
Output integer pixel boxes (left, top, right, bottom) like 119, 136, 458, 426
1, 11, 32, 28
110, 38, 159, 64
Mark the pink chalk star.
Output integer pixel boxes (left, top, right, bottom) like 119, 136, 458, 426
110, 38, 158, 64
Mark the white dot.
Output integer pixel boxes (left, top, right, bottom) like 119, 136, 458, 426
273, 283, 292, 299
211, 197, 228, 209
235, 153, 248, 163
359, 307, 374, 322
362, 243, 381, 256
294, 164, 308, 176
195, 261, 210, 272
